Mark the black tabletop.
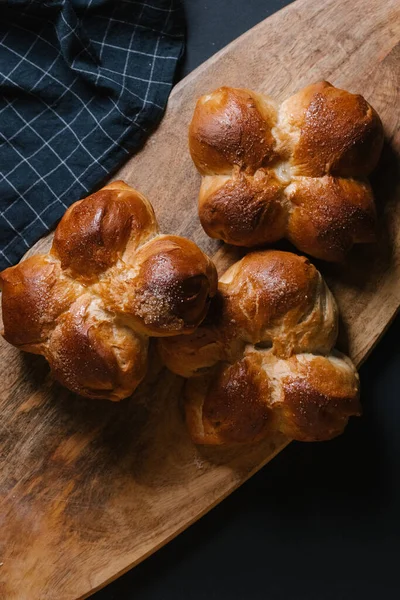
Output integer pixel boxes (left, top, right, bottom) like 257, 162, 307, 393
94, 2, 400, 598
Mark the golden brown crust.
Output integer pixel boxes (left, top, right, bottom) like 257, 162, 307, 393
52, 181, 158, 283
189, 87, 278, 175
158, 325, 223, 379
186, 355, 274, 445
159, 250, 359, 445
190, 82, 383, 261
286, 176, 376, 261
47, 296, 148, 401
101, 234, 218, 335
280, 81, 384, 177
185, 350, 360, 445
1, 181, 217, 401
159, 250, 338, 374
0, 255, 81, 352
221, 251, 320, 332
219, 250, 338, 357
199, 169, 287, 246
278, 353, 361, 441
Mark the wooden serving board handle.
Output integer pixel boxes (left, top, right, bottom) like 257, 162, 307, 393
0, 0, 399, 598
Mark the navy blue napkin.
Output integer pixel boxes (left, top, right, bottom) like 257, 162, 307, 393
0, 0, 184, 270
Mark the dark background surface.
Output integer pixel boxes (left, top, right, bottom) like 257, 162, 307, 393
95, 1, 400, 598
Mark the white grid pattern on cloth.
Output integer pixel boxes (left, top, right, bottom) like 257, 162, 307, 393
91, 39, 178, 59
0, 0, 182, 268
0, 42, 133, 150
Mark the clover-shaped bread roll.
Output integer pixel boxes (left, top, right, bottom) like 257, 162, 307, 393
159, 250, 360, 444
189, 81, 384, 261
0, 181, 217, 401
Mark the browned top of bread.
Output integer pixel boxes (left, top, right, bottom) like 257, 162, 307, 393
189, 81, 383, 261
0, 181, 217, 401
194, 354, 274, 445
159, 250, 360, 444
52, 182, 157, 281
189, 87, 278, 175
280, 81, 383, 177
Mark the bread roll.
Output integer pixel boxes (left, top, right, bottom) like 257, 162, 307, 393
0, 181, 217, 401
190, 81, 383, 261
159, 250, 360, 444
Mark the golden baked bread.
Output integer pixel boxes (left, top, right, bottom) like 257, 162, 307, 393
0, 181, 217, 401
159, 250, 361, 444
189, 81, 383, 261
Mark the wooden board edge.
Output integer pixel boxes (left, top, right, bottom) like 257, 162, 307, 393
80, 439, 291, 599
356, 305, 400, 368
80, 299, 397, 599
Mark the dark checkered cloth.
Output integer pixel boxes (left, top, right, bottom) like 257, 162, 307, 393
0, 0, 184, 269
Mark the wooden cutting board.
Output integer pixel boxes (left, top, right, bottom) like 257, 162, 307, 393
1, 0, 399, 598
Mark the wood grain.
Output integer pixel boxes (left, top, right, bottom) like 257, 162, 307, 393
1, 0, 399, 598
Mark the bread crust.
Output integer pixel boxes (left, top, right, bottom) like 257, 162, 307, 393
0, 181, 217, 400
159, 250, 360, 444
190, 82, 383, 261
